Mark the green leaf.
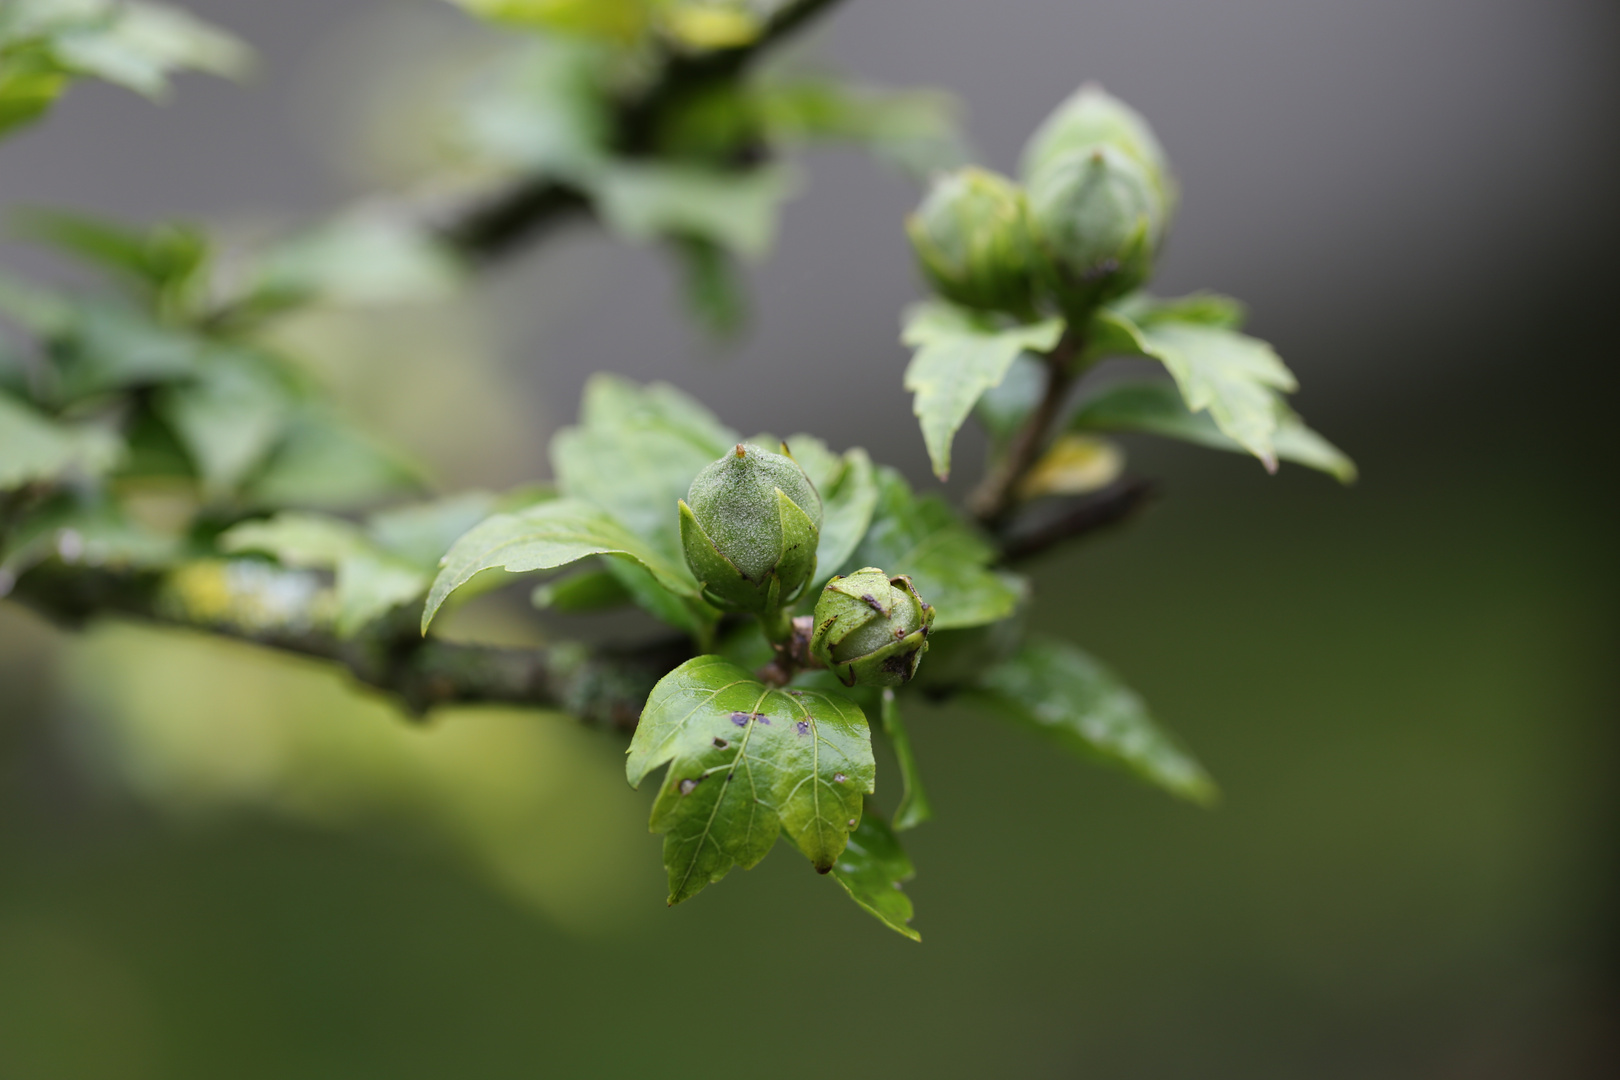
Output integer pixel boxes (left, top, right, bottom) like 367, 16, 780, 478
246, 411, 423, 511
0, 497, 181, 583
781, 434, 878, 585
1072, 379, 1356, 483
12, 210, 208, 301
248, 216, 461, 308
48, 0, 251, 99
831, 808, 921, 941
157, 352, 295, 498
1114, 290, 1247, 330
219, 512, 372, 569
446, 0, 650, 41
0, 392, 122, 490
552, 375, 736, 560
966, 637, 1217, 805
49, 301, 206, 401
901, 301, 1064, 480
758, 78, 968, 180
454, 41, 610, 179
593, 163, 797, 258
1088, 306, 1298, 471
627, 655, 875, 904
531, 563, 634, 612
847, 468, 1025, 631
334, 552, 430, 637
881, 689, 931, 831
421, 497, 699, 632
365, 492, 499, 570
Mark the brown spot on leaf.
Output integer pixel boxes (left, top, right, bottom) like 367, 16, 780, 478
679, 778, 701, 795
712, 737, 728, 749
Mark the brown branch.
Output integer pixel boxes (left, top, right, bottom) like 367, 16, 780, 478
996, 477, 1157, 564
435, 0, 848, 262
7, 563, 686, 730
967, 327, 1082, 528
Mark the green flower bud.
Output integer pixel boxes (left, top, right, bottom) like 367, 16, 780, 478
679, 442, 822, 615
1027, 145, 1164, 316
810, 567, 935, 688
906, 167, 1039, 316
1020, 83, 1175, 209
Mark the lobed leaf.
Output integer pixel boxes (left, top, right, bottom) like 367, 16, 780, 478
627, 655, 875, 905
421, 497, 699, 632
1072, 379, 1356, 483
901, 300, 1065, 480
966, 637, 1216, 805
831, 810, 921, 941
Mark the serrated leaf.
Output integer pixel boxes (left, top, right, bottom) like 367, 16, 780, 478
1072, 379, 1356, 483
1015, 433, 1124, 500
967, 637, 1216, 805
1088, 306, 1299, 470
627, 655, 875, 904
880, 689, 931, 831
831, 809, 920, 941
901, 301, 1064, 480
781, 434, 878, 585
594, 163, 797, 258
0, 392, 122, 489
847, 468, 1024, 631
421, 497, 699, 632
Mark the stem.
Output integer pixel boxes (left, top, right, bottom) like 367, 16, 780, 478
967, 327, 1083, 528
996, 477, 1156, 563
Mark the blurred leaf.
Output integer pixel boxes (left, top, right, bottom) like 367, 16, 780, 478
455, 42, 609, 178
219, 512, 372, 570
966, 636, 1217, 805
1088, 306, 1298, 471
246, 411, 423, 510
626, 654, 875, 904
334, 552, 430, 637
901, 301, 1064, 480
1072, 379, 1356, 483
600, 555, 720, 641
594, 163, 796, 258
157, 352, 295, 498
0, 496, 181, 583
552, 374, 736, 561
365, 491, 499, 570
447, 0, 650, 41
1015, 433, 1125, 501
421, 497, 701, 632
881, 689, 930, 831
660, 2, 762, 49
1115, 290, 1247, 330
0, 53, 67, 138
847, 468, 1025, 631
13, 210, 208, 302
759, 78, 968, 179
249, 216, 462, 308
48, 0, 251, 98
671, 237, 747, 336
49, 301, 205, 401
530, 564, 634, 612
831, 808, 920, 941
0, 272, 71, 337
0, 391, 121, 489
973, 352, 1045, 445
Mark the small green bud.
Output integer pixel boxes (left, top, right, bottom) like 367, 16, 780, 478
1027, 145, 1164, 316
679, 442, 822, 615
1020, 83, 1175, 208
906, 167, 1039, 316
810, 567, 935, 688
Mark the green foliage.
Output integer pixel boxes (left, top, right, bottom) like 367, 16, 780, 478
0, 3, 1357, 942
0, 0, 248, 138
626, 654, 874, 904
967, 637, 1216, 805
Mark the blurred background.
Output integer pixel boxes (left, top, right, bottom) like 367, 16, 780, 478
2, 0, 1618, 1076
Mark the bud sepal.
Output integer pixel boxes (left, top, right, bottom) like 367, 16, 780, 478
810, 567, 935, 688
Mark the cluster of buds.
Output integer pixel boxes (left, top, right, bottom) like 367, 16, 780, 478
679, 446, 935, 687
906, 84, 1176, 320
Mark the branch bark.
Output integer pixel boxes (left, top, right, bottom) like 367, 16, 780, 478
996, 477, 1156, 564
8, 563, 686, 730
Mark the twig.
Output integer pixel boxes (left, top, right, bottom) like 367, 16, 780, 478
997, 477, 1156, 563
967, 327, 1082, 527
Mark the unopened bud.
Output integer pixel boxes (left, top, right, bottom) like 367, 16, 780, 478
1027, 145, 1164, 315
906, 167, 1039, 316
679, 442, 822, 614
810, 567, 934, 688
1021, 83, 1175, 208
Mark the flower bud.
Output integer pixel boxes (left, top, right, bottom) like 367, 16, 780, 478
1020, 83, 1175, 208
679, 442, 822, 614
1027, 145, 1164, 316
810, 567, 935, 688
906, 167, 1039, 316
